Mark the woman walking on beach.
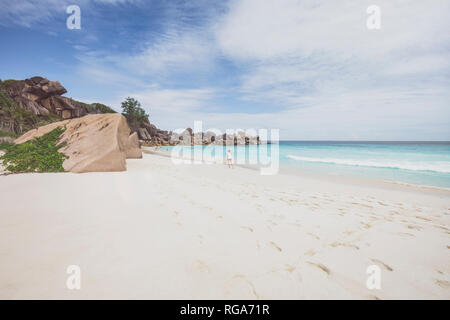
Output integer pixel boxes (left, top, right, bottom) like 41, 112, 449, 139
227, 149, 234, 169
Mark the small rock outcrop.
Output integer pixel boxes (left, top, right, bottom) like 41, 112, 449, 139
170, 129, 263, 146
15, 114, 142, 173
127, 118, 175, 146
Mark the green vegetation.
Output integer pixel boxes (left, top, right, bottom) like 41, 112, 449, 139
121, 97, 149, 127
0, 79, 19, 89
36, 113, 62, 128
71, 99, 90, 111
0, 131, 19, 138
0, 89, 39, 134
0, 80, 118, 142
0, 127, 68, 173
72, 99, 117, 114
0, 87, 62, 134
87, 102, 117, 114
0, 142, 13, 151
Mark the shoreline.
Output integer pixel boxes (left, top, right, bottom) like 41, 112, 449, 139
143, 147, 450, 196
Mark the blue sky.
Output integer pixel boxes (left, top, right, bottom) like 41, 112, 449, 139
1, 0, 449, 140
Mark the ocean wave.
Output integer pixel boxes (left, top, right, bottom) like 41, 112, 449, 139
286, 155, 450, 173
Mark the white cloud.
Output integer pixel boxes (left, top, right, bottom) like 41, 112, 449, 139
216, 0, 450, 60
76, 58, 147, 89
123, 32, 216, 76
129, 87, 217, 114
209, 0, 450, 139
0, 0, 69, 27
17, 0, 448, 139
95, 0, 139, 4
384, 54, 450, 76
0, 0, 141, 27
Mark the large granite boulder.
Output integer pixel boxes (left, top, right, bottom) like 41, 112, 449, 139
14, 114, 142, 173
125, 132, 142, 159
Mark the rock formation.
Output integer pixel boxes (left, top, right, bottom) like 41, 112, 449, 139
15, 114, 142, 173
127, 117, 175, 146
171, 129, 263, 146
125, 132, 142, 159
2, 76, 89, 119
0, 76, 175, 146
1, 76, 263, 148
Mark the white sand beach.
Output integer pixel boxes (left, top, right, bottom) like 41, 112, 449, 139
0, 150, 449, 299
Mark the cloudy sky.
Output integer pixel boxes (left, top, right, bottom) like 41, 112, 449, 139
1, 0, 449, 140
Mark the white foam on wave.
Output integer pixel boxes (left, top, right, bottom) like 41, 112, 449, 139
286, 155, 450, 173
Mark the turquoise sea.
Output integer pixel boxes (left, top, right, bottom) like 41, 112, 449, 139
162, 141, 450, 189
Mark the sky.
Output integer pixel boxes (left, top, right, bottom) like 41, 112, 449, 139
0, 0, 449, 140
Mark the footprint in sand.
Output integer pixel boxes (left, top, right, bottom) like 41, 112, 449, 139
240, 226, 254, 232
225, 275, 259, 299
434, 279, 450, 289
285, 264, 296, 273
353, 202, 373, 209
268, 241, 282, 252
307, 262, 330, 275
396, 232, 415, 237
307, 233, 320, 240
370, 259, 393, 271
330, 242, 360, 250
186, 259, 211, 274
407, 225, 422, 231
415, 215, 432, 222
360, 222, 372, 229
